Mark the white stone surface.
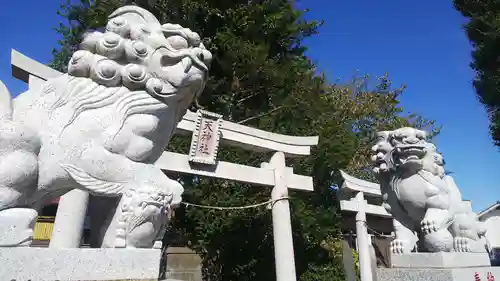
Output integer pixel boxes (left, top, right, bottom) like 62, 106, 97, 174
354, 191, 374, 281
339, 197, 391, 217
340, 170, 381, 196
478, 203, 500, 249
370, 128, 487, 254
0, 248, 161, 280
390, 252, 491, 268
0, 5, 211, 248
156, 151, 314, 191
49, 189, 89, 248
28, 74, 45, 91
378, 267, 500, 281
267, 152, 297, 281
0, 208, 37, 247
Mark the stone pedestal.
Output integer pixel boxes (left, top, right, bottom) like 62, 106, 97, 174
390, 252, 491, 268
377, 252, 498, 281
0, 248, 162, 280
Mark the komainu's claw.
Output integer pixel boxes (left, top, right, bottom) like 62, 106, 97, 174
454, 237, 472, 252
390, 239, 412, 254
421, 219, 438, 235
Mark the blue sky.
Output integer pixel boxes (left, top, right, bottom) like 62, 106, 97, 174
1, 1, 499, 212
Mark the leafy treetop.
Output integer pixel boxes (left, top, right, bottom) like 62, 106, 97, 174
454, 0, 500, 147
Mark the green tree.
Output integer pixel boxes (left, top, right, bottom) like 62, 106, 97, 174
333, 73, 439, 182
453, 0, 500, 146
52, 1, 438, 280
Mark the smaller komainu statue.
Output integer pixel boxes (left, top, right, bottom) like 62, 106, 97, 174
372, 127, 488, 254
0, 5, 211, 248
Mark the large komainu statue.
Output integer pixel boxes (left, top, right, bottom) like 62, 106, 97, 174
372, 127, 488, 253
0, 6, 211, 248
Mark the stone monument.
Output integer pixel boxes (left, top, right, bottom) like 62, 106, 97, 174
371, 127, 498, 280
0, 5, 211, 280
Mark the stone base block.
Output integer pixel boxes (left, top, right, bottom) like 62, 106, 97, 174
165, 247, 202, 281
390, 252, 491, 268
0, 247, 161, 280
377, 267, 500, 281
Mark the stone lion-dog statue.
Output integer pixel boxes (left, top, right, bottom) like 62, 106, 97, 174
372, 127, 488, 253
0, 5, 211, 248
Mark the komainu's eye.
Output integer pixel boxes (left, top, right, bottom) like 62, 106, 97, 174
167, 35, 189, 50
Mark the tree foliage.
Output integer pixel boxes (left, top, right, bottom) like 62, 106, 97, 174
454, 0, 500, 146
52, 1, 438, 280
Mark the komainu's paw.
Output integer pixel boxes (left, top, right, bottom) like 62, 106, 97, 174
390, 239, 410, 254
453, 237, 472, 252
421, 219, 438, 235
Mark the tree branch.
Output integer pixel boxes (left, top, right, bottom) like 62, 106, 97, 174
193, 99, 205, 110
236, 92, 261, 105
237, 106, 286, 124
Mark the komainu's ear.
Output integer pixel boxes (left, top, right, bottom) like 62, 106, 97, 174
0, 80, 12, 122
415, 129, 427, 139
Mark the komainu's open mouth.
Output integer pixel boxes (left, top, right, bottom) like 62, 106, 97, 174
394, 145, 426, 164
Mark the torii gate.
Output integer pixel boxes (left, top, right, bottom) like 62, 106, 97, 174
339, 170, 391, 281
10, 49, 319, 281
